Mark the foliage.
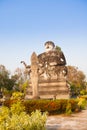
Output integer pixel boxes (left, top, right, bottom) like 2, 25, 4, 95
65, 101, 72, 115
67, 66, 86, 97
80, 90, 87, 95
10, 101, 25, 115
11, 91, 24, 100
0, 101, 47, 130
55, 45, 61, 52
0, 65, 29, 98
77, 97, 87, 109
13, 68, 29, 92
79, 95, 87, 99
0, 65, 17, 95
29, 110, 47, 130
21, 80, 29, 93
4, 99, 81, 115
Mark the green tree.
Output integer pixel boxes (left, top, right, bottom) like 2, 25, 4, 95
0, 65, 16, 95
55, 45, 61, 52
0, 65, 9, 90
67, 65, 86, 96
12, 67, 29, 93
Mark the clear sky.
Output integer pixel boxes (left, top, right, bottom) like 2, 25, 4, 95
0, 0, 87, 77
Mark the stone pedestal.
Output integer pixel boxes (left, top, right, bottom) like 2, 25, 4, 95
25, 79, 69, 99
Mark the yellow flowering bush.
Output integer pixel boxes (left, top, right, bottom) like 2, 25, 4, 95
0, 101, 47, 130
78, 97, 87, 109
11, 92, 24, 100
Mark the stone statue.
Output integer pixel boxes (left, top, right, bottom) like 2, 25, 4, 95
21, 41, 69, 99
38, 41, 67, 80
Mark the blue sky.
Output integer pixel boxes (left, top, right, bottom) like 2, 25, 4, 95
0, 0, 87, 77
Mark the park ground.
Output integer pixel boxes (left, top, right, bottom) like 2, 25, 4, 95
46, 109, 87, 130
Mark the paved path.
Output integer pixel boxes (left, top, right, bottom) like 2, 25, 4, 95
46, 109, 87, 130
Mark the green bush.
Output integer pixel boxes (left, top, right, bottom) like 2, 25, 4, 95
0, 101, 47, 130
80, 90, 87, 95
77, 97, 87, 109
4, 99, 81, 115
65, 101, 72, 115
79, 95, 87, 100
11, 92, 24, 100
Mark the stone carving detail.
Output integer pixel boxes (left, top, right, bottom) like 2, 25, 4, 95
21, 61, 31, 75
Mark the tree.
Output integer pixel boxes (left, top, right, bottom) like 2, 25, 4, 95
55, 45, 61, 52
67, 65, 86, 96
0, 65, 9, 90
0, 65, 16, 95
13, 68, 29, 92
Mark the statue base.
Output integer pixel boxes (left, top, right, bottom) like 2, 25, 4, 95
25, 79, 70, 99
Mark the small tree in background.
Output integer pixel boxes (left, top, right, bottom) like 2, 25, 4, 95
67, 65, 86, 97
0, 65, 15, 97
13, 67, 29, 93
55, 45, 61, 52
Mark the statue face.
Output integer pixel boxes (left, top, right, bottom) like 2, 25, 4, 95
45, 44, 54, 52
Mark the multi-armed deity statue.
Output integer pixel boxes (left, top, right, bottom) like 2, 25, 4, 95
21, 41, 70, 99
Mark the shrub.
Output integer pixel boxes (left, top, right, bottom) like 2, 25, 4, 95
11, 92, 24, 100
65, 101, 72, 115
78, 97, 87, 109
4, 99, 81, 115
0, 101, 47, 130
80, 90, 87, 95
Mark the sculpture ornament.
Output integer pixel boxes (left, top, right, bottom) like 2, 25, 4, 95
20, 61, 31, 74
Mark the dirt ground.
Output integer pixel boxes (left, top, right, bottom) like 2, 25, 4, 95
46, 109, 87, 130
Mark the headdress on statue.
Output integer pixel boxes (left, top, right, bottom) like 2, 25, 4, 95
44, 41, 55, 52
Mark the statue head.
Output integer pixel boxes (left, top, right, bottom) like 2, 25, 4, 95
44, 41, 55, 52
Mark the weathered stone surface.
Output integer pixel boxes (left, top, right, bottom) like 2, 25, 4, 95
38, 50, 66, 66
38, 42, 67, 81
30, 52, 39, 99
25, 81, 69, 99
